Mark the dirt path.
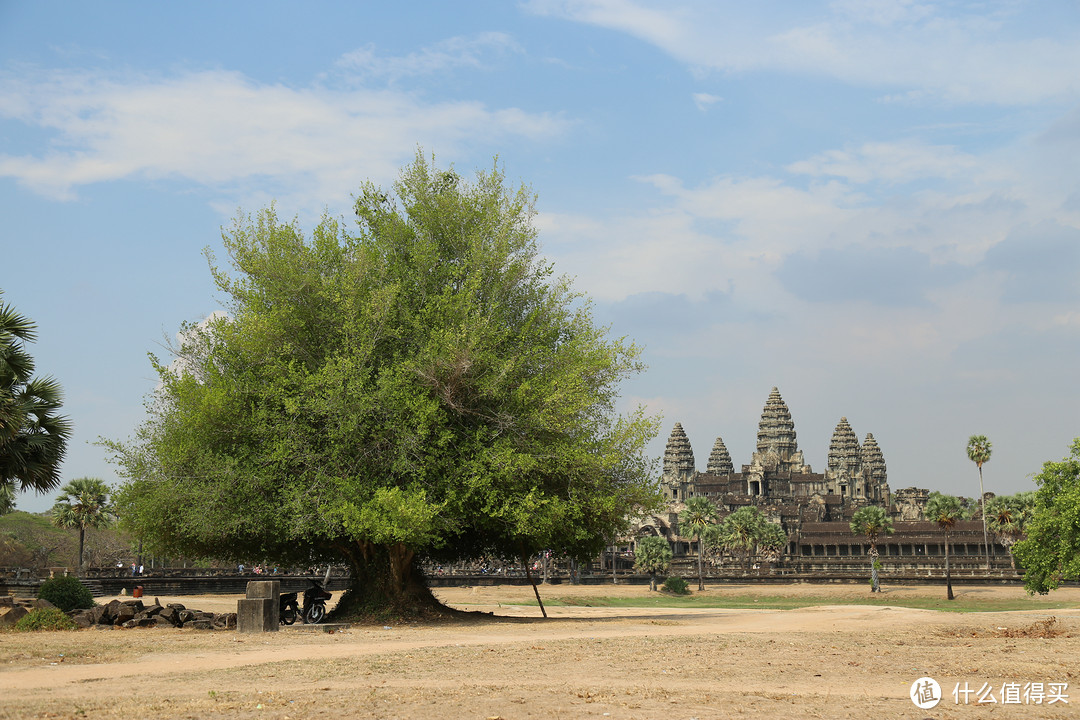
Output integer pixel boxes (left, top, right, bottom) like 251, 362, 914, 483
2, 583, 1077, 719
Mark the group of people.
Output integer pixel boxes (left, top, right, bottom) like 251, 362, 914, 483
116, 560, 143, 576
237, 564, 278, 575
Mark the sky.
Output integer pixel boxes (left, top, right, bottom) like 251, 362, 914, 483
2, 0, 1078, 513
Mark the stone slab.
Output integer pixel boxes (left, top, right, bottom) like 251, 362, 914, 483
236, 597, 278, 633
245, 580, 280, 599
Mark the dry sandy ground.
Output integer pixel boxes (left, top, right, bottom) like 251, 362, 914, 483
1, 583, 1078, 719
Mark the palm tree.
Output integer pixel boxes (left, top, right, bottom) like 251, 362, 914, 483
1, 293, 72, 493
679, 496, 719, 590
966, 435, 993, 570
51, 477, 113, 572
633, 535, 673, 591
850, 506, 893, 592
925, 492, 966, 600
717, 506, 765, 571
986, 492, 1034, 567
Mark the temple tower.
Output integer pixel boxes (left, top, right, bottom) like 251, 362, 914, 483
707, 436, 734, 475
749, 387, 809, 474
662, 422, 695, 502
827, 417, 861, 476
826, 417, 861, 497
861, 433, 888, 501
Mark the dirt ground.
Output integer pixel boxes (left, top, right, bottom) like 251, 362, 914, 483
1, 583, 1078, 719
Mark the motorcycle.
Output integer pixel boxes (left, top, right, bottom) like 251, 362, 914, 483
302, 580, 332, 624
279, 580, 332, 625
279, 590, 301, 625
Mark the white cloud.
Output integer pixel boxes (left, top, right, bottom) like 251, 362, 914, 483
787, 140, 979, 184
526, 0, 1080, 105
0, 66, 568, 207
336, 32, 522, 82
691, 92, 721, 111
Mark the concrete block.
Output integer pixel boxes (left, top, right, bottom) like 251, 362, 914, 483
246, 580, 280, 599
237, 597, 278, 633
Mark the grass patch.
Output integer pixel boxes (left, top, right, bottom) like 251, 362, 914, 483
519, 593, 1078, 613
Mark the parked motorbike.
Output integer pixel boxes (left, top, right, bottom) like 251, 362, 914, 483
279, 591, 301, 625
302, 580, 332, 624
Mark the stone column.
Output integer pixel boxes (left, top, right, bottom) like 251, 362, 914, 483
237, 580, 279, 633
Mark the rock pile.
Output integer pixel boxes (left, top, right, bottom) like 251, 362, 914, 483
1, 594, 237, 630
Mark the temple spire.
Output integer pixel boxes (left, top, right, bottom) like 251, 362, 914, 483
707, 436, 734, 475
663, 422, 695, 479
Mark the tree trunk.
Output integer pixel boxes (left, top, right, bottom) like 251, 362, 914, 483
869, 544, 880, 592
650, 571, 656, 591
524, 556, 547, 618
78, 526, 85, 574
696, 537, 704, 591
945, 531, 954, 600
332, 541, 447, 619
978, 466, 991, 571
612, 543, 617, 585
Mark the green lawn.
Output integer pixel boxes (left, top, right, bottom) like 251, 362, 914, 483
515, 592, 1078, 613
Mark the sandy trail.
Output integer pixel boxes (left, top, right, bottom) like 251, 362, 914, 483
1, 583, 1077, 719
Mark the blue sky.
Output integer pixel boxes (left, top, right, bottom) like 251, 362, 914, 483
2, 1, 1078, 513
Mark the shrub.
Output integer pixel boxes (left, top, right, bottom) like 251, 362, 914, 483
37, 575, 94, 612
14, 607, 78, 632
661, 576, 690, 595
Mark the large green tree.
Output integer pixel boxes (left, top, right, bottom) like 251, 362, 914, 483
1013, 439, 1080, 594
0, 292, 72, 496
108, 155, 661, 616
51, 477, 113, 572
679, 496, 719, 590
850, 505, 893, 592
966, 434, 993, 570
924, 492, 966, 600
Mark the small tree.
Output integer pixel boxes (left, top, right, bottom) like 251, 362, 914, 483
925, 492, 966, 600
1013, 439, 1080, 594
986, 492, 1034, 567
679, 496, 719, 590
634, 535, 672, 591
850, 506, 893, 592
51, 477, 113, 572
714, 506, 780, 571
966, 434, 993, 570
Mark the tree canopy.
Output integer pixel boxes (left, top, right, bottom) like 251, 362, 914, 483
708, 506, 786, 571
1012, 439, 1080, 595
1, 291, 72, 495
109, 154, 661, 615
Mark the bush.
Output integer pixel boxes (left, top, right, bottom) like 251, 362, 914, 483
37, 575, 94, 612
661, 576, 690, 595
14, 607, 78, 632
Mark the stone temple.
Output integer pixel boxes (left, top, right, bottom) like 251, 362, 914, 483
637, 387, 1014, 574
663, 387, 889, 510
